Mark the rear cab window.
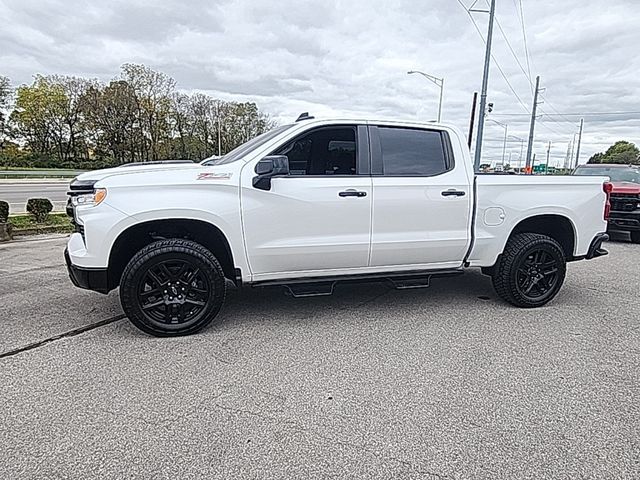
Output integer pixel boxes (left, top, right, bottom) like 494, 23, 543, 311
370, 125, 453, 176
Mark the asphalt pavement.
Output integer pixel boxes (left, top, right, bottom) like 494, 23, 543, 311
0, 234, 638, 479
0, 180, 69, 213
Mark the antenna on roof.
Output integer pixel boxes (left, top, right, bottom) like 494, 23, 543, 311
296, 112, 315, 122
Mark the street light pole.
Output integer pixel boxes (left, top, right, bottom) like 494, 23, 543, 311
486, 118, 508, 166
510, 136, 525, 170
437, 77, 444, 123
407, 70, 445, 122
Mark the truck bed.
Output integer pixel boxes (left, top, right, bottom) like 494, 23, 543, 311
468, 175, 608, 267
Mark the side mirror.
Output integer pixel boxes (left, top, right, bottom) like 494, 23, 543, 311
253, 155, 290, 190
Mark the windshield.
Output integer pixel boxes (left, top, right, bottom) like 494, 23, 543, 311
574, 166, 640, 183
202, 125, 293, 166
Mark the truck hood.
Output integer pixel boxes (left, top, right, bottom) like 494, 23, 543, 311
610, 181, 640, 195
74, 161, 202, 183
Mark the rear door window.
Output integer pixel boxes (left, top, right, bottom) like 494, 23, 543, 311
376, 127, 451, 176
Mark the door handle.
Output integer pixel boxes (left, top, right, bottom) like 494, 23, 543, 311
441, 189, 466, 197
339, 190, 367, 198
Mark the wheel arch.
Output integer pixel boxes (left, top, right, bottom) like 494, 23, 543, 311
508, 214, 577, 260
107, 218, 238, 291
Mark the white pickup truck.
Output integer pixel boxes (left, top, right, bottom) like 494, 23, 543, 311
65, 116, 611, 336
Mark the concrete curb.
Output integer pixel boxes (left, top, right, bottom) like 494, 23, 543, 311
3, 232, 70, 244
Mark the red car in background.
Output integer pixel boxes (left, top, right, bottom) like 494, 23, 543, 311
573, 164, 640, 243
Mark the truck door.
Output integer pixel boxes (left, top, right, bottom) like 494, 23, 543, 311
241, 124, 372, 278
369, 125, 472, 268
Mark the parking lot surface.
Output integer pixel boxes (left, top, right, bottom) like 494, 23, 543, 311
1, 235, 638, 479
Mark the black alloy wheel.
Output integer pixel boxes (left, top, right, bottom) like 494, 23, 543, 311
492, 233, 567, 308
515, 249, 561, 302
137, 258, 211, 327
120, 239, 227, 336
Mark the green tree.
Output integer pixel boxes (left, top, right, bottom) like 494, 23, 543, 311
3, 64, 275, 168
0, 75, 11, 148
587, 141, 639, 165
120, 63, 176, 161
11, 75, 95, 165
80, 80, 140, 164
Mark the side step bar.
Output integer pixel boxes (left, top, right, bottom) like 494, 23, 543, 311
389, 276, 431, 290
285, 282, 336, 298
252, 268, 464, 297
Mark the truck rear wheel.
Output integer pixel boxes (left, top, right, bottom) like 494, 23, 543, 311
492, 233, 566, 308
119, 239, 227, 336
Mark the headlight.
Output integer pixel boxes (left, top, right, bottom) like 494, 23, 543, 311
71, 188, 107, 207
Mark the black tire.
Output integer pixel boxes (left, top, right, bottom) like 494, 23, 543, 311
120, 239, 227, 336
492, 233, 567, 308
631, 231, 640, 244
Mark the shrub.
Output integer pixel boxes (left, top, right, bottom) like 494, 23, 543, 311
0, 200, 8, 223
26, 198, 53, 223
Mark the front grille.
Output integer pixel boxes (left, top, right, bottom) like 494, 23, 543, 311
610, 193, 640, 212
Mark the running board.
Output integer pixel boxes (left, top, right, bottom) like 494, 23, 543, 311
252, 268, 464, 296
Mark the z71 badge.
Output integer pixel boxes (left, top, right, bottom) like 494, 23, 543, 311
197, 172, 232, 180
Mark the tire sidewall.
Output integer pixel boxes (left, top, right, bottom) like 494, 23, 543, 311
120, 240, 226, 336
493, 233, 567, 308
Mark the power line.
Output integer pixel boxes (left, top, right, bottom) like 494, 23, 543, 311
537, 119, 569, 138
458, 2, 530, 113
537, 106, 578, 134
503, 0, 586, 132
496, 0, 580, 132
516, 0, 533, 90
494, 15, 534, 95
538, 95, 583, 124
488, 110, 640, 117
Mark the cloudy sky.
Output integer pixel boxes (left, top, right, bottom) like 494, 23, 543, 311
1, 0, 638, 167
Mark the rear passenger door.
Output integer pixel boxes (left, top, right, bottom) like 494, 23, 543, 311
369, 125, 472, 269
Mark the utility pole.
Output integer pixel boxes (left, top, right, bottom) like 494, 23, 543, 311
574, 118, 584, 168
501, 124, 508, 165
472, 0, 496, 172
216, 101, 222, 157
525, 75, 541, 172
569, 134, 576, 168
519, 138, 524, 169
531, 153, 536, 173
564, 140, 572, 170
545, 141, 551, 174
468, 92, 478, 148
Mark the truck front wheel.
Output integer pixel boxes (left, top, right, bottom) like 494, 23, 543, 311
119, 239, 227, 336
492, 233, 567, 308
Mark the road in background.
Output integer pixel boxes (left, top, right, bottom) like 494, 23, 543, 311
0, 169, 83, 178
0, 181, 69, 213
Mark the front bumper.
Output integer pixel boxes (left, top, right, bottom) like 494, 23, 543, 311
64, 248, 110, 294
585, 233, 609, 260
608, 210, 640, 232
